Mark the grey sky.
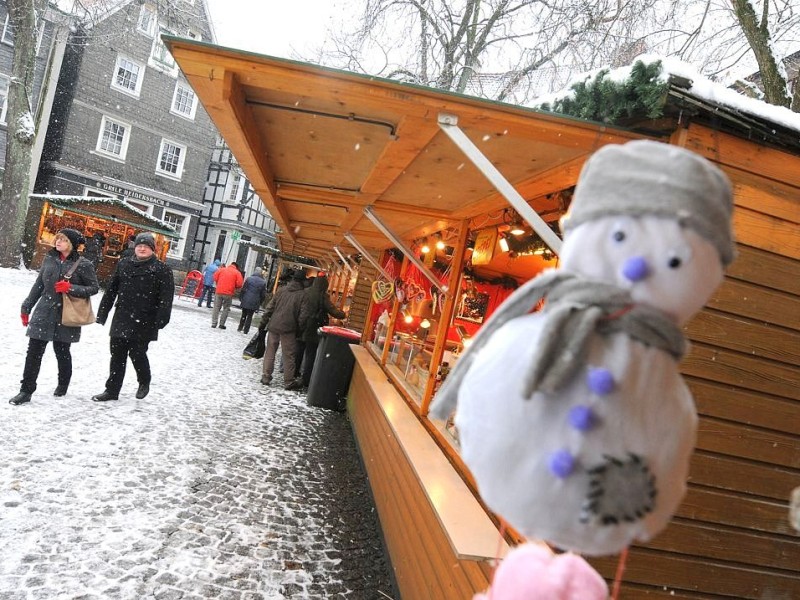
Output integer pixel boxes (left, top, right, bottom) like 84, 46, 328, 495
205, 0, 342, 58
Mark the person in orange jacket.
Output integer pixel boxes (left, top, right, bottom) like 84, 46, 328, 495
211, 262, 243, 329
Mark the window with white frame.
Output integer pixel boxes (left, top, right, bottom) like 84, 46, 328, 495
125, 199, 150, 214
171, 82, 197, 119
111, 55, 144, 96
2, 14, 14, 45
96, 116, 131, 160
186, 28, 200, 40
137, 4, 157, 37
162, 210, 187, 257
84, 187, 114, 199
156, 138, 186, 178
149, 26, 176, 74
0, 74, 9, 124
226, 171, 243, 203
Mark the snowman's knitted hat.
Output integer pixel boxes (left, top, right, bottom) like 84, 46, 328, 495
562, 140, 735, 265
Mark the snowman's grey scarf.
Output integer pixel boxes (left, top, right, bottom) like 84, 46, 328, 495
429, 271, 686, 419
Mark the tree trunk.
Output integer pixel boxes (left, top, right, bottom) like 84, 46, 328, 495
0, 0, 50, 268
729, 0, 791, 109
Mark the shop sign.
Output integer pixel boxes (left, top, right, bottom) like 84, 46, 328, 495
471, 227, 497, 265
95, 181, 165, 206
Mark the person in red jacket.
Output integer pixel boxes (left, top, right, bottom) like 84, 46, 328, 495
211, 262, 244, 329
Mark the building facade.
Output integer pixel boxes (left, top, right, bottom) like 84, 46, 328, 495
0, 0, 70, 188
193, 135, 279, 277
34, 0, 218, 270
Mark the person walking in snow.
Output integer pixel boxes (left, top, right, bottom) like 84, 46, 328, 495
211, 261, 244, 329
198, 258, 221, 308
10, 228, 99, 405
82, 232, 106, 268
237, 270, 267, 334
299, 273, 347, 388
261, 269, 309, 391
91, 232, 174, 402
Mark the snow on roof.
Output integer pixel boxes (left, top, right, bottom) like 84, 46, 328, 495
29, 194, 177, 234
532, 53, 800, 136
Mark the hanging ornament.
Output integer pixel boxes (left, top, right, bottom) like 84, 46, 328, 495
430, 140, 735, 557
372, 279, 395, 304
430, 290, 439, 316
394, 278, 405, 303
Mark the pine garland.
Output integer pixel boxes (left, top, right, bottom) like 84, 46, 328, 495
538, 60, 668, 124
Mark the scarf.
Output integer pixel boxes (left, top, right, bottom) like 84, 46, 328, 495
429, 271, 686, 419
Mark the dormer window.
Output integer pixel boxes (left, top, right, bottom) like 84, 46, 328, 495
137, 4, 157, 37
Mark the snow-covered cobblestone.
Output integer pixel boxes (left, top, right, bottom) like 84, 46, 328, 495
0, 268, 392, 599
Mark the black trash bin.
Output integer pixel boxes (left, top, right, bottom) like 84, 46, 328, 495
306, 326, 362, 411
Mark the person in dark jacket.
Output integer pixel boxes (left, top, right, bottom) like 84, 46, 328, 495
10, 228, 99, 405
120, 234, 137, 259
300, 274, 347, 387
82, 232, 106, 268
261, 269, 308, 390
237, 270, 267, 334
92, 232, 174, 402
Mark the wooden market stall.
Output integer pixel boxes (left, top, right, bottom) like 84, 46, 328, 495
24, 195, 179, 283
167, 37, 800, 599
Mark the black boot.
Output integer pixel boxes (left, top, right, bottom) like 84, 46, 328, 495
135, 383, 150, 399
92, 390, 118, 402
9, 392, 32, 405
285, 378, 304, 391
54, 385, 68, 397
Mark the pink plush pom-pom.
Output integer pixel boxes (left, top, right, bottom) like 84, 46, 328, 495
474, 543, 608, 600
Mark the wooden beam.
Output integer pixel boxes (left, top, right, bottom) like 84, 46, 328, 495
277, 184, 367, 208
682, 124, 800, 189
220, 71, 294, 239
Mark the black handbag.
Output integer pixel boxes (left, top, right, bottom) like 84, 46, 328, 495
243, 328, 267, 360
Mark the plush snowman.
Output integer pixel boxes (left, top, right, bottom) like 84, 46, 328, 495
431, 140, 735, 557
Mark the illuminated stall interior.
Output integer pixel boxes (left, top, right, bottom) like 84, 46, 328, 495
168, 37, 800, 599
24, 195, 178, 283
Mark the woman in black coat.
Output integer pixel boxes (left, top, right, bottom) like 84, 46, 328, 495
300, 275, 347, 387
10, 228, 99, 405
92, 232, 174, 401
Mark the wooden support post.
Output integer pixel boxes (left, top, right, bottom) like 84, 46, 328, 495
421, 221, 469, 416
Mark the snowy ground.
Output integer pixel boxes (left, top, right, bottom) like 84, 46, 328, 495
0, 267, 392, 599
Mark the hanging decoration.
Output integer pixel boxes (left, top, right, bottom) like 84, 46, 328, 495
471, 227, 498, 265
431, 140, 735, 560
371, 280, 395, 304
394, 278, 406, 303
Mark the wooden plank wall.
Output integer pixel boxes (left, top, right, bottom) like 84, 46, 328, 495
348, 366, 495, 599
586, 131, 800, 598
347, 261, 377, 334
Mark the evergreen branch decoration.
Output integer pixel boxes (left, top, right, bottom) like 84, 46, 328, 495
538, 60, 668, 124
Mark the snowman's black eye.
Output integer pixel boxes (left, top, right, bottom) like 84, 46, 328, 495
612, 230, 626, 243
668, 257, 682, 269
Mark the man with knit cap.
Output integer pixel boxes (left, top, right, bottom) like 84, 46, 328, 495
92, 232, 174, 401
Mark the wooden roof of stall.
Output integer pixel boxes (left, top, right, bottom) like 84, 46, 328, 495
166, 37, 643, 259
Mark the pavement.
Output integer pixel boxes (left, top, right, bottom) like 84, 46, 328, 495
0, 295, 394, 599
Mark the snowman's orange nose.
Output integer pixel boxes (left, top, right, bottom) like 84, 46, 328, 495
622, 256, 649, 282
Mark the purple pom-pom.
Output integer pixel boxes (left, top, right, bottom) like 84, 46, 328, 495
569, 405, 595, 431
587, 368, 615, 395
549, 450, 575, 478
622, 256, 649, 282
